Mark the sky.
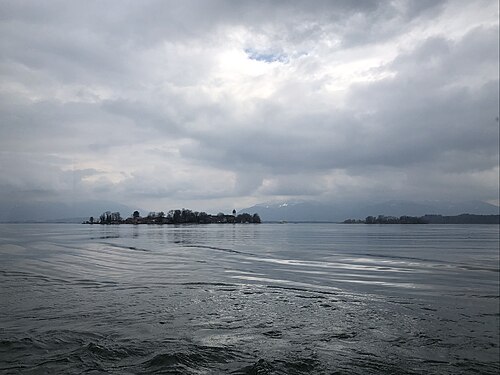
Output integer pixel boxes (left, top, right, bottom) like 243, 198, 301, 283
1, 0, 499, 213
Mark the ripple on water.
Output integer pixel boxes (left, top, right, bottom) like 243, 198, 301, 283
0, 223, 498, 374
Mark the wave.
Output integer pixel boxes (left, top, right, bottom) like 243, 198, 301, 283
181, 244, 250, 255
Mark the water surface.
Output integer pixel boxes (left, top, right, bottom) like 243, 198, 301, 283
0, 223, 498, 374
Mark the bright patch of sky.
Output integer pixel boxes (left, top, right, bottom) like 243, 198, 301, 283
245, 49, 289, 63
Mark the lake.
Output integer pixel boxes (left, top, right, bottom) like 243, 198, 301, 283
0, 223, 498, 374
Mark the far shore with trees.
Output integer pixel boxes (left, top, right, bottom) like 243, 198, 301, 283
84, 209, 261, 225
343, 214, 499, 225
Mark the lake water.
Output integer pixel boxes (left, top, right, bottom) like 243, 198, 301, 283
0, 223, 498, 374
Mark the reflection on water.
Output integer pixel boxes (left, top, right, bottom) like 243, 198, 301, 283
0, 223, 498, 374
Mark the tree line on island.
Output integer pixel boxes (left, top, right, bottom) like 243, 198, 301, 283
343, 214, 499, 224
85, 208, 261, 225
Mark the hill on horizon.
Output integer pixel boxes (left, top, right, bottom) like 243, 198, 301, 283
0, 200, 140, 223
239, 200, 500, 222
1, 199, 498, 224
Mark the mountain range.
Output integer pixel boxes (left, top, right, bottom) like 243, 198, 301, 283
0, 199, 498, 223
239, 200, 499, 222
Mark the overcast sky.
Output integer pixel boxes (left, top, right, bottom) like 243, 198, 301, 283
1, 0, 498, 213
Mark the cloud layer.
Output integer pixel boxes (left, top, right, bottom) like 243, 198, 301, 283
1, 0, 498, 212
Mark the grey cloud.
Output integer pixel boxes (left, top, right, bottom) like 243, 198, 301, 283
181, 77, 497, 175
0, 1, 497, 209
257, 174, 328, 197
101, 99, 181, 135
1, 1, 445, 62
351, 81, 498, 168
172, 22, 498, 201
0, 151, 104, 199
0, 95, 146, 154
390, 26, 499, 84
328, 0, 446, 48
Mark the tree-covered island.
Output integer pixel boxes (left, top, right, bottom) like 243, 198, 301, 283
85, 209, 261, 225
343, 215, 427, 224
343, 214, 499, 224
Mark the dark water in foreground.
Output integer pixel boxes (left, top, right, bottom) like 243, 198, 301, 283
0, 223, 498, 374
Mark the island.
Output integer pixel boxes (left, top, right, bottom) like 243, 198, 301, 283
343, 214, 499, 224
84, 209, 261, 225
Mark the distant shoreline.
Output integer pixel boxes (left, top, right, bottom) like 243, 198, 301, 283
342, 214, 499, 225
1, 213, 498, 225
1, 219, 499, 225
